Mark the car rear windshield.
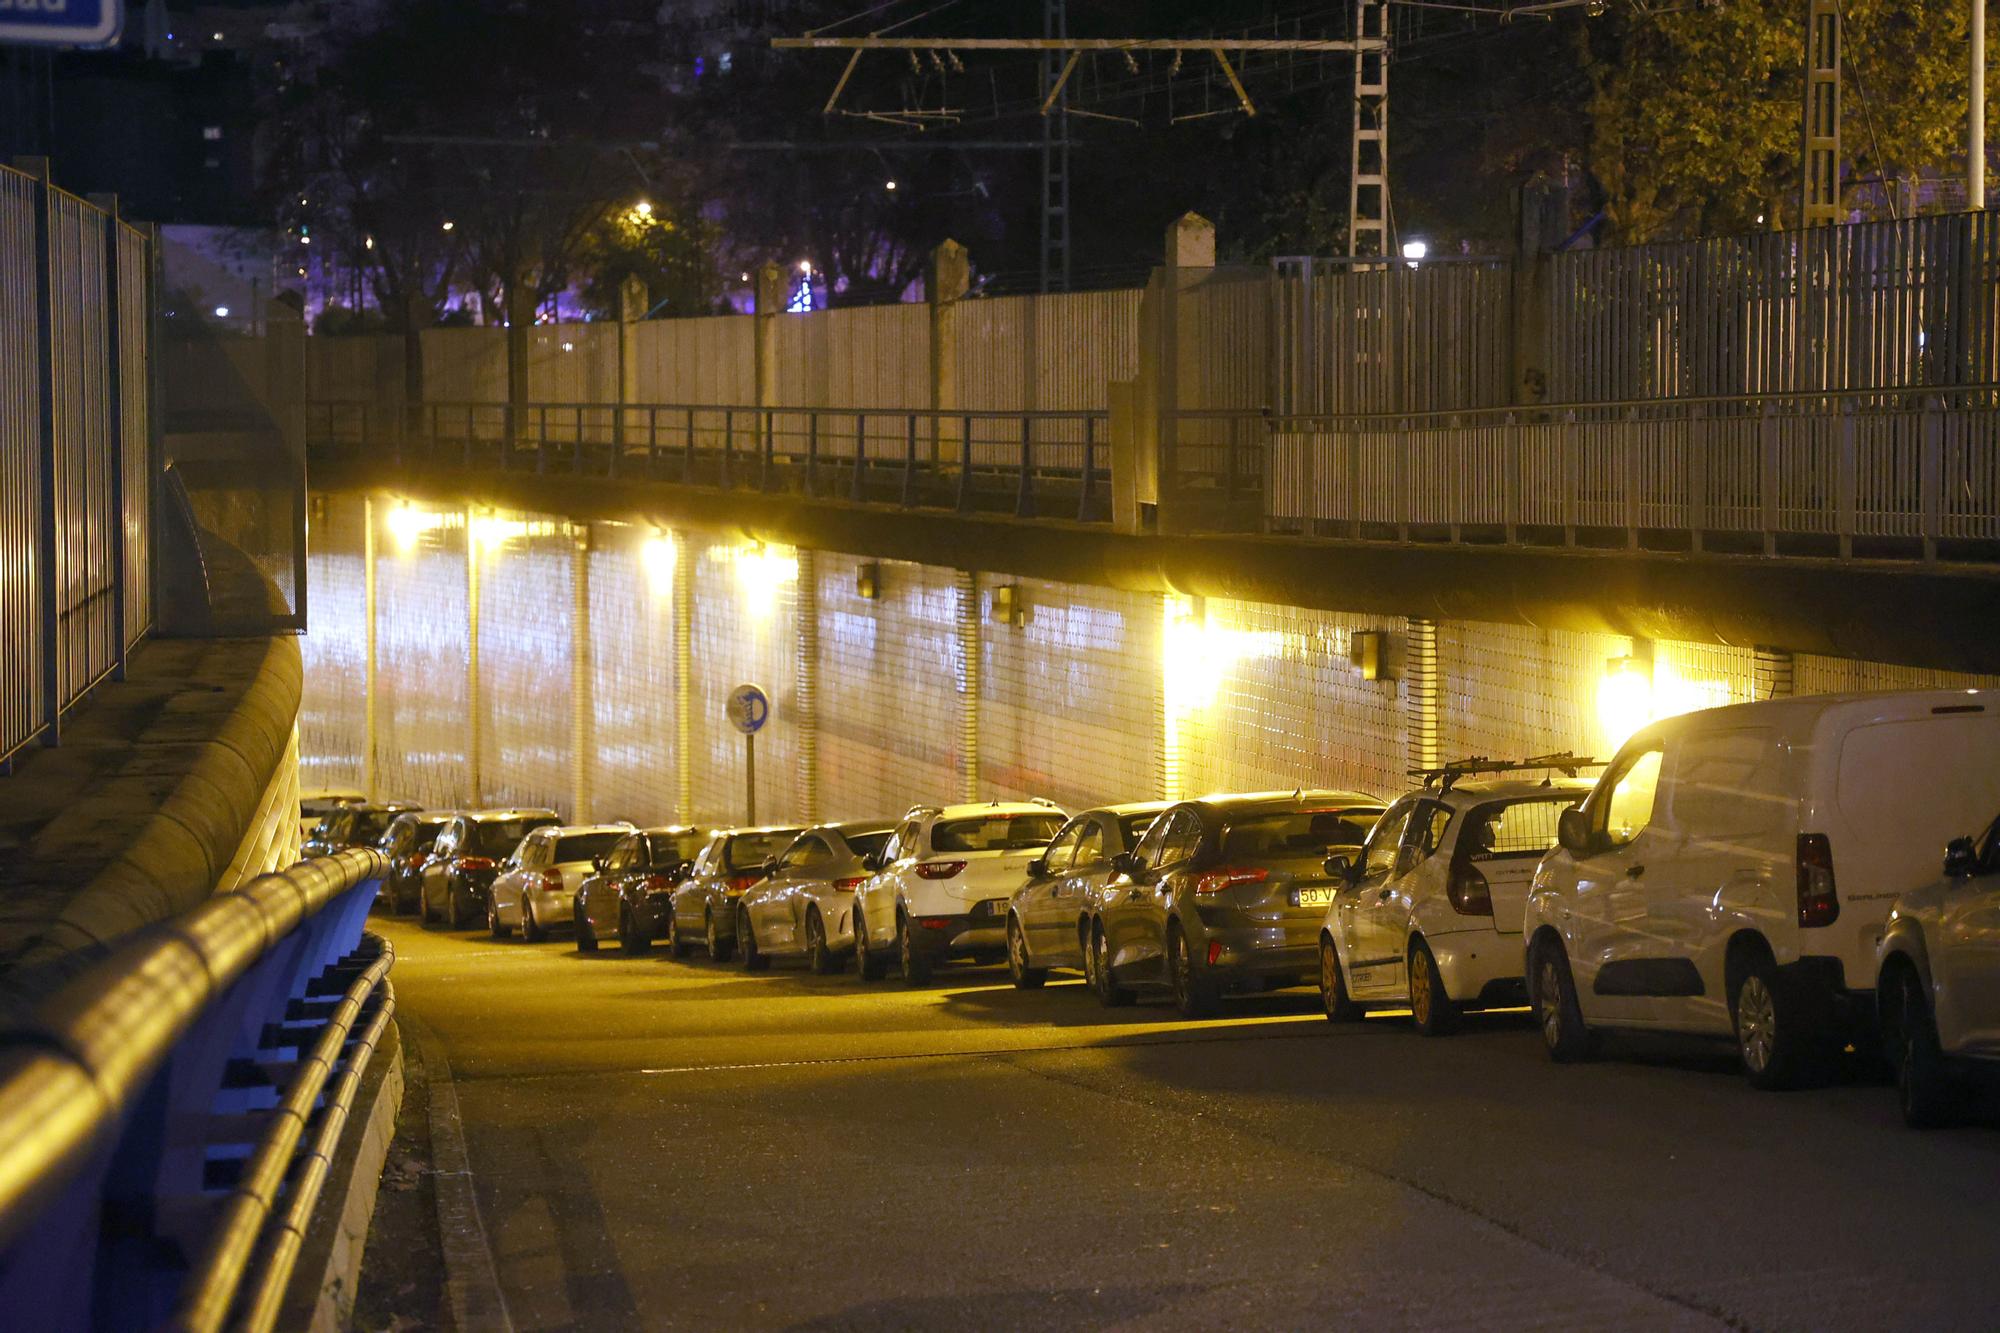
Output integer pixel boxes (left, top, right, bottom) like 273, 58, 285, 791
1220, 807, 1384, 860
724, 831, 798, 870
646, 832, 707, 865
1120, 812, 1164, 844
343, 808, 398, 843
847, 830, 893, 860
555, 832, 625, 864
470, 817, 553, 855
1464, 797, 1578, 858
931, 814, 1065, 853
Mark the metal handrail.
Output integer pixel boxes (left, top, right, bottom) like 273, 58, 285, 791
1267, 382, 2000, 431
0, 847, 386, 1262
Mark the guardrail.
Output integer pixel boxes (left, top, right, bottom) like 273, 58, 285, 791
1268, 385, 2000, 560
0, 848, 391, 1332
307, 400, 1114, 521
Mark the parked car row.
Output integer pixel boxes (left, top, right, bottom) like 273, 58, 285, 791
310, 687, 2000, 1127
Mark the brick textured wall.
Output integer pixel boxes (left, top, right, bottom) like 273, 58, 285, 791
1794, 654, 2000, 694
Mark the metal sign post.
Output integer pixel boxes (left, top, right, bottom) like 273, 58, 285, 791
0, 0, 124, 47
726, 683, 770, 826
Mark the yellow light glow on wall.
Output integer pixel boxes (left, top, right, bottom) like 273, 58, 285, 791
386, 502, 454, 554
469, 515, 560, 552
735, 542, 797, 620
1596, 647, 1733, 752
642, 530, 678, 593
1159, 595, 1282, 799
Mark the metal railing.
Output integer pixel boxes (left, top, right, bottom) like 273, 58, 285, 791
1266, 385, 2000, 559
307, 400, 1114, 521
0, 848, 390, 1332
1, 160, 156, 769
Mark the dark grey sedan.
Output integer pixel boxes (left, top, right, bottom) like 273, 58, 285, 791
1005, 801, 1171, 989
1089, 790, 1385, 1018
665, 824, 806, 962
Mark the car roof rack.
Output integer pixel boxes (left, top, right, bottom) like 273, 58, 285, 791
1411, 752, 1605, 795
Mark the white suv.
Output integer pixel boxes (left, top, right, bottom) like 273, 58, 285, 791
853, 801, 1069, 984
1320, 759, 1596, 1035
1527, 689, 2000, 1088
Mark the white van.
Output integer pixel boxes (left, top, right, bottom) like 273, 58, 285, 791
1525, 689, 2000, 1088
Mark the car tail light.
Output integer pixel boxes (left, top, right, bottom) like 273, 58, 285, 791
642, 874, 672, 892
915, 861, 966, 880
539, 871, 563, 892
401, 854, 425, 872
1445, 859, 1492, 916
458, 856, 495, 873
832, 876, 866, 891
920, 917, 953, 930
1194, 867, 1267, 895
727, 873, 761, 893
1796, 833, 1840, 928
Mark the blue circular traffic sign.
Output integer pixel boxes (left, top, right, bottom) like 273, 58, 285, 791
726, 683, 770, 735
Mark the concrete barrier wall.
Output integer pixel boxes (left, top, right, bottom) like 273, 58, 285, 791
300, 489, 2000, 827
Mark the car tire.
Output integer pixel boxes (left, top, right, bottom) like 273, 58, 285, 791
668, 920, 692, 960
418, 888, 433, 925
897, 911, 932, 985
706, 908, 734, 963
854, 912, 887, 982
577, 910, 599, 954
522, 899, 546, 944
1091, 925, 1135, 1008
1892, 968, 1953, 1128
447, 883, 469, 930
1731, 957, 1811, 1090
1168, 924, 1220, 1020
1532, 939, 1594, 1063
1408, 938, 1460, 1037
620, 907, 651, 956
1007, 918, 1048, 989
739, 908, 769, 972
488, 900, 510, 940
1319, 936, 1362, 1023
805, 909, 839, 975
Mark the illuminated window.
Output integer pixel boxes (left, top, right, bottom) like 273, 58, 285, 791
203, 125, 223, 141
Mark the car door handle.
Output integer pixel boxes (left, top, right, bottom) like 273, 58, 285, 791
1627, 865, 1645, 879
1376, 888, 1392, 902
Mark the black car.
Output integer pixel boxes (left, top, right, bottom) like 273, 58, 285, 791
572, 825, 710, 954
419, 808, 560, 928
303, 800, 418, 861
377, 811, 452, 914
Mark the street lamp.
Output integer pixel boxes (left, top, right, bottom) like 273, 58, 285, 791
441, 220, 455, 233
1401, 238, 1427, 269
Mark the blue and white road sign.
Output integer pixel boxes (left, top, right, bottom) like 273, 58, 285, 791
726, 683, 770, 736
0, 0, 124, 48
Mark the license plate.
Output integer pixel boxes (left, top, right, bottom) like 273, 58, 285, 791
986, 899, 1010, 918
1295, 885, 1338, 909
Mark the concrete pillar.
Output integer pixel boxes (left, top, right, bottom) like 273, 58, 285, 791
505, 273, 534, 451
1405, 616, 1440, 775
956, 569, 981, 802
929, 240, 969, 465
465, 507, 482, 805
363, 496, 378, 800
1510, 180, 1566, 405
615, 274, 647, 452
403, 290, 428, 443
673, 535, 695, 821
570, 525, 593, 822
1155, 212, 1215, 534
1753, 646, 1796, 700
795, 549, 820, 823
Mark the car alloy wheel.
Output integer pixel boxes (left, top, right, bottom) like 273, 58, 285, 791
1007, 918, 1047, 990
1736, 974, 1777, 1074
1409, 939, 1458, 1036
806, 910, 836, 975
1533, 942, 1593, 1063
854, 912, 885, 982
488, 900, 508, 940
1169, 926, 1220, 1020
1091, 926, 1134, 1008
706, 908, 733, 963
1320, 937, 1361, 1023
522, 899, 544, 944
739, 908, 768, 971
898, 912, 932, 985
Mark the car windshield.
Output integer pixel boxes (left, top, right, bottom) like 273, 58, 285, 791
554, 832, 625, 864
1464, 796, 1581, 858
847, 830, 893, 860
724, 831, 798, 870
1221, 807, 1384, 860
470, 817, 552, 855
931, 813, 1065, 853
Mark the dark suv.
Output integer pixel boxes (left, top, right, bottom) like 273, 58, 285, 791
377, 811, 452, 914
420, 808, 559, 928
303, 801, 418, 860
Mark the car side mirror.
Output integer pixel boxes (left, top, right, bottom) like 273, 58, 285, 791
760, 859, 779, 876
1323, 851, 1355, 881
1944, 835, 1979, 878
1557, 807, 1594, 857
860, 852, 882, 873
1110, 851, 1143, 879
1027, 857, 1047, 878
673, 860, 695, 881
591, 856, 606, 872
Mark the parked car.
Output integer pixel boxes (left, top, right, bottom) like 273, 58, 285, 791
1875, 808, 2000, 1126
1005, 802, 1171, 989
298, 787, 365, 841
852, 801, 1069, 984
1088, 790, 1385, 1017
735, 821, 895, 973
1320, 758, 1596, 1034
667, 825, 808, 962
1527, 689, 2000, 1089
304, 800, 418, 860
574, 826, 709, 955
488, 823, 634, 941
419, 808, 560, 928
376, 811, 452, 913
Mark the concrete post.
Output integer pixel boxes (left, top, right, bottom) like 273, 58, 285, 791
1510, 180, 1565, 405
795, 549, 820, 823
673, 536, 695, 821
956, 569, 981, 801
615, 274, 648, 452
753, 262, 785, 460
505, 273, 534, 452
403, 291, 428, 444
571, 525, 593, 822
1154, 212, 1215, 534
1404, 617, 1440, 775
929, 240, 969, 466
1753, 646, 1796, 700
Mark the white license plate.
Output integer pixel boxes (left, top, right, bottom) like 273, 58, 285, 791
1295, 885, 1338, 909
986, 900, 1010, 918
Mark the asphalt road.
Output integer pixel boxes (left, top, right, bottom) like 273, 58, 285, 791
368, 914, 2000, 1332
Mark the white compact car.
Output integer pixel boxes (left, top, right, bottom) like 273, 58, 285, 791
1321, 759, 1597, 1034
1875, 808, 2000, 1126
1527, 689, 2000, 1089
488, 823, 634, 942
852, 801, 1069, 984
734, 821, 895, 973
